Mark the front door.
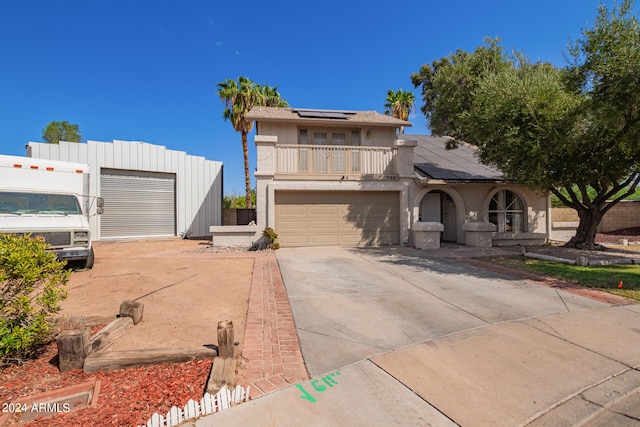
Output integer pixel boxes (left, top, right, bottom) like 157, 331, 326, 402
441, 193, 457, 242
420, 191, 457, 242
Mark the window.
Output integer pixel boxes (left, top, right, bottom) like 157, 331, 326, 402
313, 132, 328, 145
298, 128, 361, 146
299, 129, 308, 144
489, 190, 524, 233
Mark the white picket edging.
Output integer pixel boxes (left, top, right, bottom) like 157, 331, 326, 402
138, 385, 250, 427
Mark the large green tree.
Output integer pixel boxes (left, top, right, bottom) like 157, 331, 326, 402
41, 120, 82, 144
411, 1, 640, 249
216, 77, 288, 209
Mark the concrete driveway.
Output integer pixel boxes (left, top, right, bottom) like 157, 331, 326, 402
196, 246, 640, 427
277, 246, 607, 376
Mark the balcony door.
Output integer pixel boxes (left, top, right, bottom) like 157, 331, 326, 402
299, 129, 361, 174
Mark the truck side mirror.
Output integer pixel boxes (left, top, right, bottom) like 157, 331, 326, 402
97, 197, 104, 214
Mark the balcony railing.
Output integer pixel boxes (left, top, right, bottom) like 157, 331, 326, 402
275, 145, 397, 178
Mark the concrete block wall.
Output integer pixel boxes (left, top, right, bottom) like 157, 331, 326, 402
552, 201, 640, 233
551, 208, 579, 223
599, 201, 640, 232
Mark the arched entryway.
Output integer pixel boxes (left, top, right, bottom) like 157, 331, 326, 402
419, 190, 457, 242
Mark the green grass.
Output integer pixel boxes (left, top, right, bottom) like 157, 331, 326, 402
485, 256, 640, 301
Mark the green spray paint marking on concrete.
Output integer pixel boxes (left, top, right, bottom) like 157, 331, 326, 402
297, 371, 341, 403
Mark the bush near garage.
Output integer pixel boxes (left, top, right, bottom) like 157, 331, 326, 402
0, 234, 69, 364
248, 227, 280, 251
263, 227, 280, 250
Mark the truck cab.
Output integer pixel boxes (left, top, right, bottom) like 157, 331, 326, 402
0, 155, 97, 269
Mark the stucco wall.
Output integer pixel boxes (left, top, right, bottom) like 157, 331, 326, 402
255, 121, 397, 147
410, 182, 549, 245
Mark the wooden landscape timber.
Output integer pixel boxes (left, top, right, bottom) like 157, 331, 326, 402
90, 317, 134, 352
83, 347, 217, 373
206, 320, 237, 395
56, 329, 91, 372
119, 300, 144, 325
56, 301, 227, 374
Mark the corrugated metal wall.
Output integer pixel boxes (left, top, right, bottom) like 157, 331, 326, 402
27, 140, 223, 240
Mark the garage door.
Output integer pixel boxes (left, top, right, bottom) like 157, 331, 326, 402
275, 191, 399, 247
100, 169, 176, 239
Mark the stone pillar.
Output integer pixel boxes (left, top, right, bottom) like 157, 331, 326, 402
463, 222, 497, 247
395, 137, 417, 178
413, 222, 444, 249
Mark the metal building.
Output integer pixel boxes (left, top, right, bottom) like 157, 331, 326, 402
27, 140, 223, 240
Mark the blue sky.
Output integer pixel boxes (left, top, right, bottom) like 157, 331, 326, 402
0, 1, 626, 194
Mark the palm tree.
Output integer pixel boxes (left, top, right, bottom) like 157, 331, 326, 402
217, 77, 287, 209
384, 89, 415, 132
257, 84, 289, 108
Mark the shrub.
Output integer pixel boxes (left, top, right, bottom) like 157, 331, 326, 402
263, 227, 280, 250
0, 234, 70, 364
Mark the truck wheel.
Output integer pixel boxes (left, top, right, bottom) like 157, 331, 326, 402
84, 247, 95, 269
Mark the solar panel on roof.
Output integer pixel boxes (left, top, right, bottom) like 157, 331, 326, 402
293, 109, 355, 119
412, 135, 503, 181
294, 108, 356, 114
320, 112, 350, 119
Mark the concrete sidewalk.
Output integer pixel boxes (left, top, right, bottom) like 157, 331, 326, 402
194, 246, 640, 426
199, 305, 640, 426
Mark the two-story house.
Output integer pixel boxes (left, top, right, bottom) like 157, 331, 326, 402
246, 106, 548, 248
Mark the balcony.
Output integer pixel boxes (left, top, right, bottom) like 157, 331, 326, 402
275, 144, 398, 180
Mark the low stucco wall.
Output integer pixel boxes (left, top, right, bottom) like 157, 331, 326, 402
210, 225, 259, 247
491, 232, 547, 246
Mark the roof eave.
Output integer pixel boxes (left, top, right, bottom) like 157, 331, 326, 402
245, 107, 411, 127
249, 117, 411, 128
413, 168, 506, 184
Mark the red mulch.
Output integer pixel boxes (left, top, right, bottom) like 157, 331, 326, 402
0, 336, 213, 427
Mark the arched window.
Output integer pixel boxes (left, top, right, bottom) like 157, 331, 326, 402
489, 190, 524, 233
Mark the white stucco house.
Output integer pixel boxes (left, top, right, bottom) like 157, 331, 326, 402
244, 106, 549, 248
27, 140, 223, 240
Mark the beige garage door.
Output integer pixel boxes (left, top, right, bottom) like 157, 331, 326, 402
275, 191, 400, 247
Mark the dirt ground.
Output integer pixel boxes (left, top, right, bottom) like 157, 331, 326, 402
58, 239, 254, 353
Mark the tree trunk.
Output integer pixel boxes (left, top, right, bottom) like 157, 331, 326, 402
242, 131, 252, 209
565, 206, 604, 249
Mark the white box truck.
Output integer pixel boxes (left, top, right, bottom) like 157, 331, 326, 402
0, 154, 99, 269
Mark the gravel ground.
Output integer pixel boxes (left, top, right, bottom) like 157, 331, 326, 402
596, 227, 640, 245
188, 244, 266, 254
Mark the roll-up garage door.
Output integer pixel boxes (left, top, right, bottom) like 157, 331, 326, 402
100, 169, 176, 239
275, 191, 399, 247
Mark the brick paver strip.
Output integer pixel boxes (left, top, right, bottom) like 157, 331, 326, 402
237, 252, 309, 398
